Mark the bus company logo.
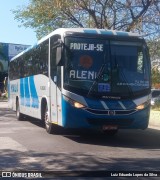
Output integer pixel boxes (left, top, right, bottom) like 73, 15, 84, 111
11, 83, 18, 93
108, 110, 115, 115
79, 55, 93, 69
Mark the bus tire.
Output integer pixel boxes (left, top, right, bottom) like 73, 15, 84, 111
43, 104, 54, 134
16, 99, 23, 120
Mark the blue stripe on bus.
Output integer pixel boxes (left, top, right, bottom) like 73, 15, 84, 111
24, 77, 30, 107
84, 98, 104, 110
29, 76, 39, 108
100, 30, 113, 35
123, 100, 136, 109
83, 30, 98, 34
20, 78, 25, 106
84, 98, 136, 110
106, 100, 123, 110
116, 32, 129, 36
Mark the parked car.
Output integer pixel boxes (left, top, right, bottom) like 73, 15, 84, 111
151, 89, 160, 106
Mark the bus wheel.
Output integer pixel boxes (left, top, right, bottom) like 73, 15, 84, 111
44, 105, 54, 134
16, 100, 23, 120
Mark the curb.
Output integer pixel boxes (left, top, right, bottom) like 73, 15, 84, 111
148, 125, 160, 130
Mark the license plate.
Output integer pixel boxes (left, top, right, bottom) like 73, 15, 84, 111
103, 125, 118, 130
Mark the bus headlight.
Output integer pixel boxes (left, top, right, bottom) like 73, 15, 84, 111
73, 102, 85, 108
64, 96, 85, 109
136, 100, 150, 110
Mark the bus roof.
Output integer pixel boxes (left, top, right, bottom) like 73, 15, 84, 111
42, 28, 141, 42
11, 28, 142, 61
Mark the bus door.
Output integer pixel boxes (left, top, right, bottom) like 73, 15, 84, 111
50, 46, 58, 125
50, 35, 63, 125
55, 66, 62, 125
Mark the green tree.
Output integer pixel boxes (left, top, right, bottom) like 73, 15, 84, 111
152, 67, 160, 87
13, 0, 160, 39
147, 39, 160, 61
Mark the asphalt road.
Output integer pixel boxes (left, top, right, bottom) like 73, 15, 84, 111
0, 101, 160, 178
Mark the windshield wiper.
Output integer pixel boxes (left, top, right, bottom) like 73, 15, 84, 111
87, 63, 106, 97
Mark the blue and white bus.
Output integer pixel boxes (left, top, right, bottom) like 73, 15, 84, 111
9, 28, 151, 134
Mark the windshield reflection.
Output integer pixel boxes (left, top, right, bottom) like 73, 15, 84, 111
64, 37, 150, 99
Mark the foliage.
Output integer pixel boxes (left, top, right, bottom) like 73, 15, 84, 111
154, 83, 160, 89
148, 39, 160, 61
151, 67, 160, 87
147, 37, 160, 88
13, 0, 160, 39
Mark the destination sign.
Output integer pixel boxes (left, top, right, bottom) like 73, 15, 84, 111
70, 43, 103, 51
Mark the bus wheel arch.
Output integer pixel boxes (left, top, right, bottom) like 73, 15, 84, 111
41, 98, 54, 134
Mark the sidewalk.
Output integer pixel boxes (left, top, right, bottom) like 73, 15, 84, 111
0, 100, 159, 130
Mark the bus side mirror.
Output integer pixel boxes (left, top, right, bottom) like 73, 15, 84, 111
56, 46, 62, 66
56, 39, 63, 66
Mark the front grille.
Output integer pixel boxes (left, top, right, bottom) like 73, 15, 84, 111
85, 108, 136, 115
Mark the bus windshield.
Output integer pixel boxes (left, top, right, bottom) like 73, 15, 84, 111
64, 37, 150, 99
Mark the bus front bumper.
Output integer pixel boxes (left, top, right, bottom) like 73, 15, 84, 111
62, 98, 150, 130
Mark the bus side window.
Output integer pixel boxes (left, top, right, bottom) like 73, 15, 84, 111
137, 51, 143, 73
13, 60, 18, 79
40, 40, 49, 76
33, 46, 41, 76
19, 57, 24, 78
50, 35, 61, 74
23, 52, 29, 77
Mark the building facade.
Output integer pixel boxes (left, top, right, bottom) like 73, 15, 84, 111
0, 42, 30, 92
